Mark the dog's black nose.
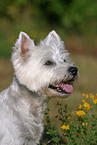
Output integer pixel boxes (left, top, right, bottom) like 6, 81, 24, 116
68, 67, 78, 77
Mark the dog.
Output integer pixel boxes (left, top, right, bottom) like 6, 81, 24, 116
0, 30, 78, 145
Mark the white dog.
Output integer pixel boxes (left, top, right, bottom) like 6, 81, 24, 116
0, 30, 78, 145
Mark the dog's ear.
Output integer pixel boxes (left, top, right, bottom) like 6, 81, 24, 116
44, 30, 62, 45
16, 32, 35, 57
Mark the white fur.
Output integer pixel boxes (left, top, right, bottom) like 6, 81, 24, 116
0, 30, 77, 145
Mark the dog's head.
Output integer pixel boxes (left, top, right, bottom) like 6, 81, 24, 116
12, 30, 78, 98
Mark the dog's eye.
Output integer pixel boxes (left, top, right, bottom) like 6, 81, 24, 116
64, 59, 66, 62
45, 61, 54, 65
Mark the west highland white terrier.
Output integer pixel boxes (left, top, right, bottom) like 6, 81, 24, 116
0, 30, 78, 145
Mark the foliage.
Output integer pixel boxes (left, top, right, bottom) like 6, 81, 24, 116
0, 0, 97, 57
41, 109, 65, 145
44, 94, 97, 145
46, 127, 61, 144
0, 0, 97, 35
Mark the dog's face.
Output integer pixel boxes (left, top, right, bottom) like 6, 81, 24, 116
12, 30, 78, 98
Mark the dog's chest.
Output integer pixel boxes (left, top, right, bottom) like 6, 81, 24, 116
10, 97, 47, 144
17, 95, 47, 139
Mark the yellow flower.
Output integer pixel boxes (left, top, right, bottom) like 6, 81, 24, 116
83, 101, 91, 110
82, 93, 85, 97
61, 125, 69, 131
82, 122, 88, 126
86, 94, 89, 98
76, 110, 86, 117
82, 122, 85, 126
67, 116, 70, 120
64, 133, 67, 136
90, 94, 95, 100
82, 100, 85, 103
86, 123, 88, 126
93, 99, 97, 104
79, 104, 82, 109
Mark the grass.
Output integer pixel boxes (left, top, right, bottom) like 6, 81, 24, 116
0, 40, 12, 57
0, 58, 13, 91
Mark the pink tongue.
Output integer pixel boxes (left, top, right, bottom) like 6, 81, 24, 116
59, 83, 73, 93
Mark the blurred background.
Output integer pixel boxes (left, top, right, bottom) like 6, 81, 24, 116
0, 0, 97, 139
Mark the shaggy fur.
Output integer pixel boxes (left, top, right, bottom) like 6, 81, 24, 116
0, 30, 78, 145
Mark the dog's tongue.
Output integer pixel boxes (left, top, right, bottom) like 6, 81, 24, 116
59, 83, 73, 93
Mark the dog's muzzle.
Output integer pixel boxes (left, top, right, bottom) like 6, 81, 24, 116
48, 66, 78, 95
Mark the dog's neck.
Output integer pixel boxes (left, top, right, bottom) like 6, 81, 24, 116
10, 77, 48, 123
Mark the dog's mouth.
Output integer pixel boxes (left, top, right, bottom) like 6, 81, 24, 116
49, 79, 74, 95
